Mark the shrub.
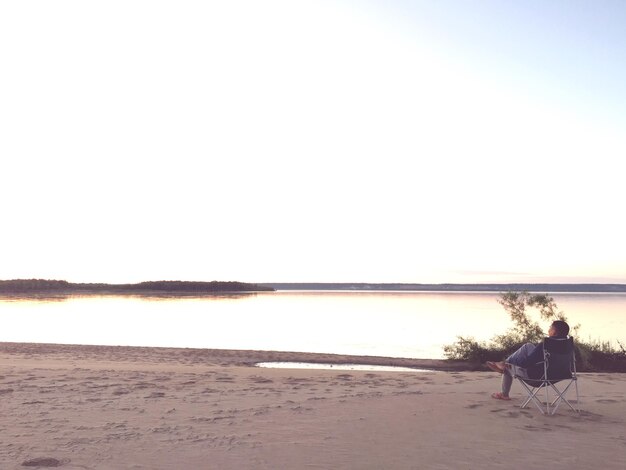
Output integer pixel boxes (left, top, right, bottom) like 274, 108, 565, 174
442, 337, 511, 363
575, 339, 626, 372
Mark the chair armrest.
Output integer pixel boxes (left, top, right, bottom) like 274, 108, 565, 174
507, 363, 530, 379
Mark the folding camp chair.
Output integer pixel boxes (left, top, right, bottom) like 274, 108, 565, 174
508, 337, 579, 415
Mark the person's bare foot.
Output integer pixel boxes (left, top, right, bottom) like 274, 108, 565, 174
486, 361, 505, 374
491, 392, 511, 400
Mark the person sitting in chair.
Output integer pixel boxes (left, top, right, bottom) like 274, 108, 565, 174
487, 320, 570, 400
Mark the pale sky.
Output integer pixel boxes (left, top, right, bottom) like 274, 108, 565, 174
1, 0, 625, 284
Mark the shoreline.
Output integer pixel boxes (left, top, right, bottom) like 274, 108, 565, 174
0, 342, 474, 371
262, 282, 626, 293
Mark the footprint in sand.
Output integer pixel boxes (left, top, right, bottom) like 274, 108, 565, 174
249, 376, 274, 384
215, 376, 234, 382
133, 382, 156, 390
523, 424, 547, 431
465, 403, 482, 409
335, 374, 353, 381
22, 457, 64, 467
490, 408, 507, 413
153, 376, 172, 382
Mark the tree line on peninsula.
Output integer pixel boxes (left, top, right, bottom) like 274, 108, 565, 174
0, 279, 274, 294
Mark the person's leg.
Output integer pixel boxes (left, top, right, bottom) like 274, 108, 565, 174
491, 346, 534, 400
506, 343, 536, 366
501, 368, 513, 396
492, 368, 515, 400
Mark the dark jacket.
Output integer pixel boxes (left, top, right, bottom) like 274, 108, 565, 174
521, 336, 568, 373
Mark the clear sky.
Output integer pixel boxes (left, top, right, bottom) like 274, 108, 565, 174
1, 1, 625, 284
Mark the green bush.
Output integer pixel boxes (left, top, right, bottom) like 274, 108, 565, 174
575, 339, 626, 372
442, 337, 512, 363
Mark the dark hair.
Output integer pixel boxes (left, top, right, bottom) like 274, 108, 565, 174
551, 320, 570, 337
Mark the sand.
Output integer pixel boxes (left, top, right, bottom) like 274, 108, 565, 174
1, 343, 625, 469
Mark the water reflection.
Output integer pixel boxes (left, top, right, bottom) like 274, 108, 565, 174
130, 292, 258, 302
0, 292, 257, 303
0, 294, 71, 303
1, 291, 625, 359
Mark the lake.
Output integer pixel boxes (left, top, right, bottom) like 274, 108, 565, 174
1, 291, 624, 359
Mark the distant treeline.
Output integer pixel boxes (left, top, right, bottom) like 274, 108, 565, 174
3, 280, 625, 294
260, 283, 626, 293
0, 279, 275, 294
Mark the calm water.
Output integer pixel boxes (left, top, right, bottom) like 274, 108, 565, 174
1, 291, 625, 359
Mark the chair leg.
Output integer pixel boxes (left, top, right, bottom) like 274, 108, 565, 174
518, 381, 546, 414
549, 381, 578, 414
518, 381, 534, 409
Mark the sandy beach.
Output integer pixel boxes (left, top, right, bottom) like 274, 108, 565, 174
1, 343, 625, 469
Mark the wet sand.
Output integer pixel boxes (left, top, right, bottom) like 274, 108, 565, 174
1, 342, 625, 469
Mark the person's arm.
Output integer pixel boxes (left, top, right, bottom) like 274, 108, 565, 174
520, 343, 544, 368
